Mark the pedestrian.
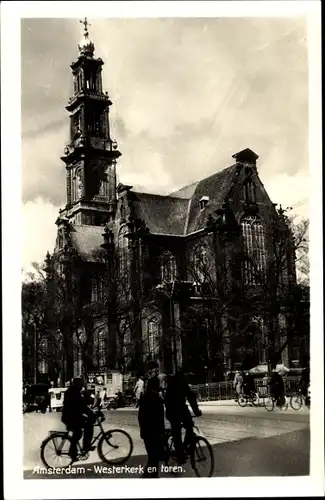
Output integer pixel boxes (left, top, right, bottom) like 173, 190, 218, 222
270, 370, 285, 407
94, 389, 101, 409
138, 376, 165, 478
134, 374, 145, 408
233, 371, 243, 401
100, 387, 108, 408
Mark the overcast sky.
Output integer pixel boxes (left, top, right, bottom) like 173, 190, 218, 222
21, 17, 309, 273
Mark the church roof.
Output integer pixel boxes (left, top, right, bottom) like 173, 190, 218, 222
135, 163, 238, 236
133, 192, 190, 235
70, 225, 106, 262
185, 164, 238, 234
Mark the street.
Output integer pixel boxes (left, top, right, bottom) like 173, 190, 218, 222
24, 401, 310, 478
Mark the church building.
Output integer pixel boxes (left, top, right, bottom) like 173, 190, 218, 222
48, 21, 298, 384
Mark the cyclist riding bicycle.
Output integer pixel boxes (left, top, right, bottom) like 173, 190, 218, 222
164, 369, 202, 465
61, 378, 96, 461
243, 373, 256, 399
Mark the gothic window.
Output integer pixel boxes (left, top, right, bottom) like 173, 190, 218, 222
97, 330, 106, 369
193, 245, 208, 283
244, 180, 256, 204
119, 226, 128, 269
160, 251, 177, 283
91, 275, 105, 303
241, 215, 266, 285
146, 318, 161, 360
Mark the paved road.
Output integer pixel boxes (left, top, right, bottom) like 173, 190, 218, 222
24, 402, 309, 479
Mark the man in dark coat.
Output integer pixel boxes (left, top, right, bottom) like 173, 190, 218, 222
61, 378, 95, 461
270, 371, 285, 407
164, 370, 202, 464
138, 376, 165, 478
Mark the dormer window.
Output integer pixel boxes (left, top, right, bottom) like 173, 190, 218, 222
200, 196, 209, 211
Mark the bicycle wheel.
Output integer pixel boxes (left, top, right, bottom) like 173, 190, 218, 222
237, 394, 247, 407
190, 436, 214, 477
98, 429, 133, 465
264, 395, 275, 412
290, 394, 303, 411
40, 433, 73, 469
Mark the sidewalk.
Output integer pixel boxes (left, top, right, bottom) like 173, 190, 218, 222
198, 399, 236, 406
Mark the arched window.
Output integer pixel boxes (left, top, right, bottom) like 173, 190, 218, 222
91, 274, 105, 303
72, 168, 83, 201
97, 330, 106, 369
160, 251, 177, 282
241, 215, 266, 285
193, 245, 208, 283
118, 226, 129, 274
146, 318, 161, 360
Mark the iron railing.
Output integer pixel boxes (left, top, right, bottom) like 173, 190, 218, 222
190, 376, 301, 401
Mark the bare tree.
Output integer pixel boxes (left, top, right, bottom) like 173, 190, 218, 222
182, 208, 310, 377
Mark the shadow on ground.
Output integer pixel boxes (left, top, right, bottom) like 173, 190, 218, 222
24, 428, 309, 479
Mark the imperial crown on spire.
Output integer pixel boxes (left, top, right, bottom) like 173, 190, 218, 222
78, 17, 95, 57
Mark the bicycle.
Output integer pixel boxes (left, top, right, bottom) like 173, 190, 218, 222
264, 394, 288, 412
164, 418, 214, 477
40, 410, 133, 469
237, 391, 260, 408
290, 390, 310, 411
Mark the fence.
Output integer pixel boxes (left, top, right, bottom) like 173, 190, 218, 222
190, 376, 301, 402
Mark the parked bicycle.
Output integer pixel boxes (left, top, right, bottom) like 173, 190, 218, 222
40, 410, 133, 469
237, 391, 260, 408
264, 394, 288, 412
290, 389, 310, 411
164, 418, 214, 477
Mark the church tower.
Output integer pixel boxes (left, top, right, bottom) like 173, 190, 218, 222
61, 18, 121, 226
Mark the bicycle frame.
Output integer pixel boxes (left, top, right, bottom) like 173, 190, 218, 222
50, 414, 106, 455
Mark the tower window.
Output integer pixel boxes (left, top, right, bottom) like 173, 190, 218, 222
241, 215, 266, 285
160, 251, 177, 282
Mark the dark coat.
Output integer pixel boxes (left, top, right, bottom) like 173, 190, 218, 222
138, 388, 165, 440
61, 386, 89, 428
164, 374, 200, 419
270, 373, 285, 396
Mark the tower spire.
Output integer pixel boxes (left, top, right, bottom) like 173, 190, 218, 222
78, 17, 95, 57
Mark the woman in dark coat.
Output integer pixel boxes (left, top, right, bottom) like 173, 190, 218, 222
138, 376, 165, 478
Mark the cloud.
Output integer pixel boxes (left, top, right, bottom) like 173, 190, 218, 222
21, 17, 309, 269
22, 198, 60, 274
